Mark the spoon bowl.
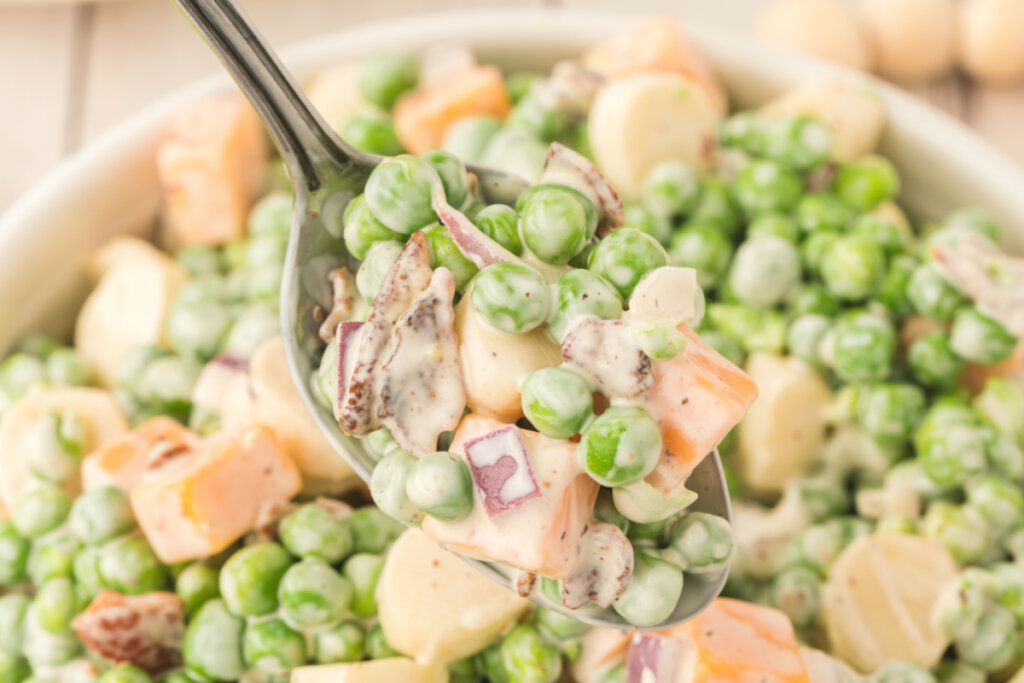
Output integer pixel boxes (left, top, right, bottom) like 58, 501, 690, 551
174, 0, 731, 630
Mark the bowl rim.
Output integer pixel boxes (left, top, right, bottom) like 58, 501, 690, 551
1, 7, 1023, 341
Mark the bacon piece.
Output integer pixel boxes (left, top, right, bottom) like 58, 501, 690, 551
337, 232, 433, 436
560, 522, 633, 609
378, 268, 466, 455
626, 633, 696, 683
318, 267, 361, 344
463, 425, 541, 516
333, 321, 365, 422
562, 318, 652, 399
542, 142, 624, 234
73, 591, 185, 675
932, 235, 1024, 335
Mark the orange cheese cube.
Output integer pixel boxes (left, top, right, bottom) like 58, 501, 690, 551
130, 425, 301, 564
394, 65, 511, 155
421, 413, 599, 578
645, 326, 758, 496
582, 14, 727, 113
82, 417, 198, 491
156, 97, 267, 246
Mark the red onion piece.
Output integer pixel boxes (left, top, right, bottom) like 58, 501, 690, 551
626, 633, 693, 683
334, 320, 364, 420
430, 184, 519, 269
464, 425, 540, 516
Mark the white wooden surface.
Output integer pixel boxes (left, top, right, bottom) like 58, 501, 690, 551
1, 0, 1023, 211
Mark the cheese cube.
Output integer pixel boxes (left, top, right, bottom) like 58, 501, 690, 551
82, 417, 198, 491
292, 658, 446, 683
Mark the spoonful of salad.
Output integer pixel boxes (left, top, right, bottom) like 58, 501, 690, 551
173, 0, 755, 630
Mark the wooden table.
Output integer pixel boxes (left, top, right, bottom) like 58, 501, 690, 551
2, 0, 1023, 211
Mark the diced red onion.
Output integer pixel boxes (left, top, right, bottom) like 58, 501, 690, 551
334, 321, 364, 418
626, 633, 693, 683
430, 185, 519, 269
464, 425, 540, 516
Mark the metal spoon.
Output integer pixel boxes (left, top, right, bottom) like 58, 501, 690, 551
174, 0, 731, 630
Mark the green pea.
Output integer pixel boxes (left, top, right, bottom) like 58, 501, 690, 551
632, 321, 687, 361
611, 552, 683, 628
706, 304, 787, 354
478, 641, 511, 683
800, 229, 841, 278
422, 223, 478, 290
536, 606, 589, 641
34, 577, 79, 635
247, 191, 292, 240
97, 665, 153, 683
731, 160, 803, 215
873, 661, 936, 683
518, 187, 589, 265
760, 115, 832, 170
628, 518, 669, 543
219, 542, 292, 617
747, 213, 799, 243
966, 476, 1024, 532
470, 262, 551, 334
984, 430, 1024, 482
796, 472, 849, 523
787, 284, 841, 317
135, 355, 201, 420
341, 114, 403, 156
0, 595, 29, 658
922, 502, 992, 564
936, 661, 987, 683
691, 177, 742, 237
728, 236, 801, 308
794, 193, 852, 234
781, 523, 843, 577
942, 207, 1003, 244
992, 563, 1024, 624
719, 111, 764, 152
481, 128, 548, 184
625, 202, 672, 245
243, 617, 307, 675
644, 160, 699, 218
315, 620, 366, 664
0, 522, 29, 586
668, 223, 733, 289
342, 553, 384, 618
548, 270, 622, 344
588, 228, 668, 300
244, 234, 287, 269
500, 624, 562, 683
366, 623, 402, 660
442, 116, 501, 164
851, 213, 909, 254
950, 305, 1017, 365
770, 564, 821, 629
183, 599, 246, 682
827, 310, 896, 383
908, 331, 964, 389
876, 253, 917, 317
72, 547, 103, 601
820, 235, 886, 301
834, 155, 900, 211
13, 485, 71, 539
786, 314, 830, 366
69, 486, 136, 547
356, 240, 404, 302
222, 306, 278, 360
506, 96, 572, 143
422, 150, 470, 209
358, 52, 418, 109
473, 204, 523, 256
521, 367, 593, 439
405, 452, 474, 522
957, 605, 1017, 672
176, 563, 220, 616
579, 406, 662, 487
342, 195, 402, 261
279, 504, 353, 564
975, 377, 1024, 442
857, 383, 926, 447
364, 155, 439, 235
0, 654, 29, 683
167, 297, 232, 362
668, 512, 733, 574
907, 262, 966, 322
370, 450, 423, 526
0, 354, 47, 399
343, 507, 405, 555
919, 423, 988, 489
27, 531, 80, 585
45, 349, 93, 387
97, 536, 168, 595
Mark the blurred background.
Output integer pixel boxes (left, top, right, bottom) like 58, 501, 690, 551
1, 0, 1022, 211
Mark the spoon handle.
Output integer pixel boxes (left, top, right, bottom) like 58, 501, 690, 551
172, 0, 356, 191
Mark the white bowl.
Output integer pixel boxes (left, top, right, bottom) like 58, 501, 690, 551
2, 7, 1023, 356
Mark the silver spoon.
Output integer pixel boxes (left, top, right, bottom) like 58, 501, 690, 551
174, 0, 731, 630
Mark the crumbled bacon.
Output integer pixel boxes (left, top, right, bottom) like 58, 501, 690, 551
560, 523, 633, 609
318, 267, 360, 344
932, 235, 1024, 335
562, 318, 652, 399
72, 591, 185, 675
543, 142, 624, 234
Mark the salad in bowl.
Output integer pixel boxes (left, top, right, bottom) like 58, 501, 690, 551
0, 11, 1022, 683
